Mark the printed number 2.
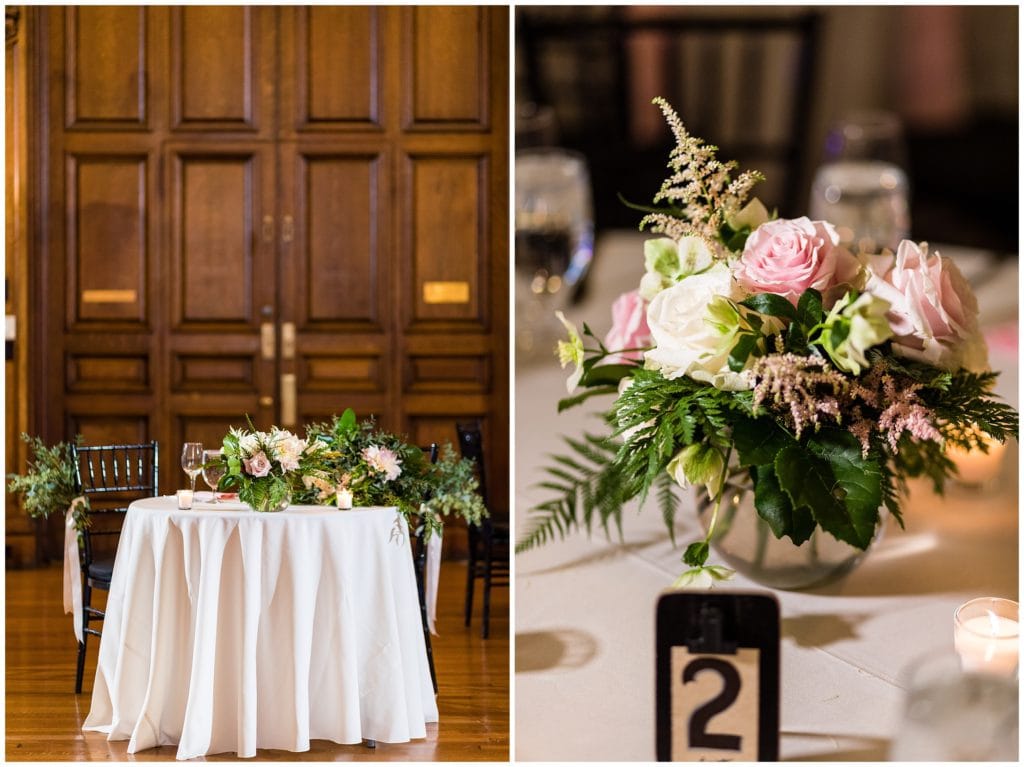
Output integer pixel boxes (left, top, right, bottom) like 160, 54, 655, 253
682, 658, 742, 751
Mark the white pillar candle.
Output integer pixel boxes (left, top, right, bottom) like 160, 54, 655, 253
176, 489, 194, 510
954, 598, 1019, 676
336, 488, 353, 510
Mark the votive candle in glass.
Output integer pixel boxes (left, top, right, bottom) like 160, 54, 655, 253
954, 597, 1019, 677
177, 489, 194, 510
947, 427, 1007, 486
336, 488, 353, 510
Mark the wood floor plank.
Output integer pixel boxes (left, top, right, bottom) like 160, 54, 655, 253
5, 561, 509, 761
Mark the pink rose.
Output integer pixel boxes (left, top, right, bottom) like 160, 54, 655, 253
243, 451, 272, 478
734, 217, 861, 305
605, 290, 652, 363
865, 241, 988, 371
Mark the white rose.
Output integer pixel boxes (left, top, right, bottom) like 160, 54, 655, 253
644, 264, 753, 391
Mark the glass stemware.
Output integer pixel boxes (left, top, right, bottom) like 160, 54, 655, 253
181, 442, 204, 495
514, 148, 594, 363
202, 449, 226, 504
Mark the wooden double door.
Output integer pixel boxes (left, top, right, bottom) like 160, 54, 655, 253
18, 6, 508, 559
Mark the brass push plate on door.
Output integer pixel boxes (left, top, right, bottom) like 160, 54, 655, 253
422, 281, 470, 304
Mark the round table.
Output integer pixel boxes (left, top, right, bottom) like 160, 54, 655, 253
83, 497, 438, 760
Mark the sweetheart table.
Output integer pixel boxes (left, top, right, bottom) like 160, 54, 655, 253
82, 497, 438, 760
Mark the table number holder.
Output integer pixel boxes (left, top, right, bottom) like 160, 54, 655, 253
656, 591, 780, 762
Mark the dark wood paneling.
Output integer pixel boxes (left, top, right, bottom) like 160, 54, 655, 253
66, 155, 148, 326
408, 7, 487, 129
170, 152, 256, 326
295, 6, 380, 129
174, 414, 250, 463
406, 154, 486, 329
67, 414, 149, 447
300, 354, 383, 392
171, 6, 256, 130
66, 355, 149, 393
173, 353, 256, 392
66, 6, 146, 128
300, 152, 381, 327
30, 6, 509, 559
406, 354, 490, 393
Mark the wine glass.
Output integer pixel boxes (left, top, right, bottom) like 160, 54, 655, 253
181, 442, 204, 495
515, 148, 594, 363
202, 449, 226, 504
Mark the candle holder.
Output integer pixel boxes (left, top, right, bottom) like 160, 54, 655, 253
947, 429, 1007, 490
954, 597, 1019, 677
176, 489, 194, 510
336, 488, 353, 510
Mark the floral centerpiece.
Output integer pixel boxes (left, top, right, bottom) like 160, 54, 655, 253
215, 409, 486, 536
517, 98, 1018, 587
219, 421, 322, 512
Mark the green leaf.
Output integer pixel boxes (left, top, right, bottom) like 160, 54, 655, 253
752, 464, 815, 545
727, 333, 759, 372
785, 321, 807, 354
796, 288, 823, 328
807, 430, 882, 546
774, 439, 879, 550
557, 385, 620, 413
683, 540, 709, 567
580, 364, 636, 387
337, 408, 357, 434
740, 293, 797, 321
731, 417, 794, 466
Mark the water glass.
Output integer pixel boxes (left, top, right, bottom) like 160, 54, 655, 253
515, 148, 594, 362
809, 112, 911, 254
889, 650, 1018, 760
202, 449, 226, 503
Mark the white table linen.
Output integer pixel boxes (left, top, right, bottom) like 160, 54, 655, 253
515, 232, 1019, 760
83, 498, 438, 760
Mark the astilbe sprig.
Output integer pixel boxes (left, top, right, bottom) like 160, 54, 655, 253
640, 97, 764, 249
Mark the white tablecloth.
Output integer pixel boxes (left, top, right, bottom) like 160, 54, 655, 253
82, 498, 438, 760
516, 232, 1019, 760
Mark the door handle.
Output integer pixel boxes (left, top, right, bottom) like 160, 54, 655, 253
260, 322, 275, 360
261, 215, 274, 244
281, 214, 294, 244
281, 322, 296, 360
281, 373, 297, 427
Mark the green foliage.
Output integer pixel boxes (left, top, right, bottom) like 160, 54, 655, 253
423, 443, 488, 536
299, 414, 486, 538
7, 433, 89, 529
515, 432, 624, 554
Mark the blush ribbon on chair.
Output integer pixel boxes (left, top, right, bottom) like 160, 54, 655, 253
425, 531, 442, 635
62, 496, 86, 643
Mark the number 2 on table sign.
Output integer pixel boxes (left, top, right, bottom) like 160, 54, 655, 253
671, 648, 760, 761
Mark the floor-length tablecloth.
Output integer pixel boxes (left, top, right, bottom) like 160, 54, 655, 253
516, 232, 1019, 760
83, 499, 438, 760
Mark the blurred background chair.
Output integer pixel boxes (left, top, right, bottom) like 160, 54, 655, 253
71, 441, 159, 693
516, 5, 1018, 253
517, 7, 821, 226
456, 421, 509, 639
414, 442, 440, 694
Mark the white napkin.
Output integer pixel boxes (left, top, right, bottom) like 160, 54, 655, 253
425, 530, 442, 635
62, 496, 86, 644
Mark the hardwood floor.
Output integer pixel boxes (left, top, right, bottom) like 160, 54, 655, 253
5, 561, 509, 761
